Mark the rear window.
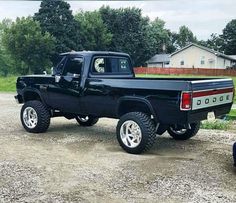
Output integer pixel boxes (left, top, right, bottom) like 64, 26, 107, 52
92, 57, 131, 74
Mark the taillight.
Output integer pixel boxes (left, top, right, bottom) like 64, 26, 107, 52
180, 92, 192, 110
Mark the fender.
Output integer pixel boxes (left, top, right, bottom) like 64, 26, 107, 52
117, 96, 158, 123
22, 87, 46, 105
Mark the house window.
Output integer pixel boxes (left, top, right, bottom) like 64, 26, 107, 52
200, 56, 205, 65
180, 60, 184, 65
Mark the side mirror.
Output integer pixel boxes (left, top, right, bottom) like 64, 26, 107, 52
73, 74, 80, 78
55, 75, 61, 83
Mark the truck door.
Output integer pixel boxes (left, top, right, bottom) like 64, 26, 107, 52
83, 56, 132, 117
48, 56, 84, 114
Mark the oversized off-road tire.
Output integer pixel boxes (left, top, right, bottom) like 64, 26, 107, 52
233, 142, 236, 167
167, 122, 200, 140
116, 112, 156, 154
20, 100, 50, 133
75, 115, 99, 126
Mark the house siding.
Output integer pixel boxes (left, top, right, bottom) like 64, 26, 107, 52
170, 45, 232, 69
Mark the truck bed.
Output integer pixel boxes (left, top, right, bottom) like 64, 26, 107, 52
90, 77, 233, 92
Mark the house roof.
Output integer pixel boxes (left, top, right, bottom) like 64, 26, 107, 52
171, 43, 236, 61
229, 55, 236, 60
146, 54, 170, 64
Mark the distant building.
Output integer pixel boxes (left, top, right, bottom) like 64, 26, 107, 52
170, 43, 236, 69
146, 54, 170, 68
229, 55, 236, 60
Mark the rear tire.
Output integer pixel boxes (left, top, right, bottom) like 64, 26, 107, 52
75, 115, 99, 126
233, 142, 236, 167
20, 100, 50, 133
167, 122, 200, 140
116, 112, 156, 154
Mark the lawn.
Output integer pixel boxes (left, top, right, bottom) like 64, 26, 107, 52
0, 76, 17, 92
228, 109, 236, 120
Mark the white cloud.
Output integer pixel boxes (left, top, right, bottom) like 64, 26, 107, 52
0, 0, 235, 40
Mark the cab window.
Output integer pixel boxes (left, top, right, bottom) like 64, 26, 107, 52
92, 57, 131, 74
63, 57, 83, 76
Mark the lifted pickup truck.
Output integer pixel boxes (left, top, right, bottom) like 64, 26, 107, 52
15, 51, 234, 154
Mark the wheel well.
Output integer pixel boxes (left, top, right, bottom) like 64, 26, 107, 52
23, 91, 41, 102
118, 100, 153, 118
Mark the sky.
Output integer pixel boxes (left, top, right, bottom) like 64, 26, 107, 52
0, 0, 235, 40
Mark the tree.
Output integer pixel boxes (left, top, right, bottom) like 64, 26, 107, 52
221, 19, 236, 55
99, 6, 152, 66
147, 18, 176, 55
198, 33, 224, 52
176, 25, 197, 48
0, 19, 14, 76
74, 11, 112, 51
2, 17, 55, 74
34, 0, 81, 60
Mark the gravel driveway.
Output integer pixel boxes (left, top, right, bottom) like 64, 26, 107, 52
0, 93, 236, 203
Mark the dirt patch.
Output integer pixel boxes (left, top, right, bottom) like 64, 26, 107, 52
0, 93, 236, 202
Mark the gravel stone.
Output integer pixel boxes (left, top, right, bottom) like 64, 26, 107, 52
0, 93, 236, 202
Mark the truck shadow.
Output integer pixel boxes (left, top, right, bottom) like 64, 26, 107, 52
42, 120, 205, 156
19, 118, 201, 157
23, 120, 236, 170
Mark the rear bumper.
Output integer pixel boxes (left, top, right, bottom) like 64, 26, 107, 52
158, 103, 232, 125
188, 103, 232, 123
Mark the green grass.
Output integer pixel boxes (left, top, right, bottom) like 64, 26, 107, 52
227, 109, 236, 120
0, 76, 17, 92
229, 109, 236, 117
200, 120, 232, 130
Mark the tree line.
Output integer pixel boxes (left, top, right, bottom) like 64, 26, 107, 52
0, 0, 235, 76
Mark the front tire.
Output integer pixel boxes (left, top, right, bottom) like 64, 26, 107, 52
167, 122, 200, 140
20, 100, 50, 133
116, 112, 156, 154
75, 115, 99, 126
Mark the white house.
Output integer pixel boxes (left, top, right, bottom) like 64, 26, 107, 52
170, 43, 236, 69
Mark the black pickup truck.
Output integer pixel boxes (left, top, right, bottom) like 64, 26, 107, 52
15, 51, 234, 154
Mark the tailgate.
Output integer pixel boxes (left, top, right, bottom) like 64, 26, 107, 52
191, 79, 234, 110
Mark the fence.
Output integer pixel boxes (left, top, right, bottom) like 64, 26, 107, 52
134, 67, 236, 76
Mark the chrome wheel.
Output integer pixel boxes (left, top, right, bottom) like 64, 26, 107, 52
120, 120, 142, 148
23, 107, 38, 129
169, 127, 187, 135
77, 115, 89, 122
